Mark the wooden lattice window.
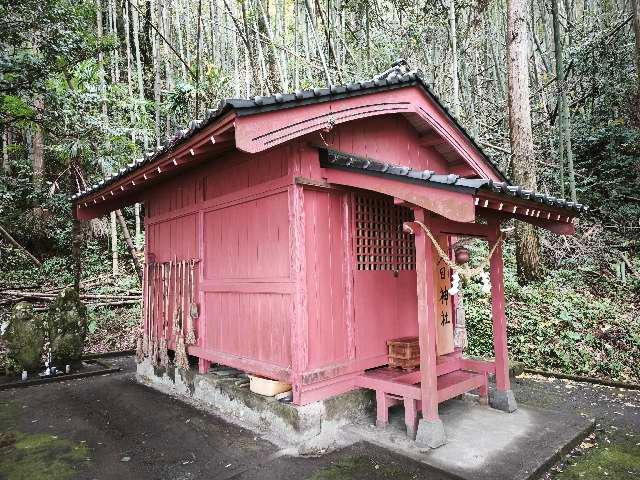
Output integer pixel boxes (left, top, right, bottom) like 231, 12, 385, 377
353, 194, 415, 271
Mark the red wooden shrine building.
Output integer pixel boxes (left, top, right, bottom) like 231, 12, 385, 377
72, 62, 586, 448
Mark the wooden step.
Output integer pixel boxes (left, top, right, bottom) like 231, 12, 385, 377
436, 370, 486, 403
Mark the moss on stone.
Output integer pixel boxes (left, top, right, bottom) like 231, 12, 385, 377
0, 400, 91, 480
324, 390, 374, 422
47, 288, 88, 366
3, 302, 45, 373
0, 432, 90, 480
556, 438, 640, 480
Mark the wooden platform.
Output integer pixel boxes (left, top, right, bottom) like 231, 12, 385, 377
355, 354, 494, 438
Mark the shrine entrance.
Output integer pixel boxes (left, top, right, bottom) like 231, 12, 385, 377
348, 189, 500, 445
353, 207, 511, 448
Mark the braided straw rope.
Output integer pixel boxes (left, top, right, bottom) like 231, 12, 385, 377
405, 220, 503, 281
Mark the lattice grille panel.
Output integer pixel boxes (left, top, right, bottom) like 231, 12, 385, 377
353, 194, 415, 271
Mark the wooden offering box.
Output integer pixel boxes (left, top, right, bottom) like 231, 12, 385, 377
387, 336, 420, 370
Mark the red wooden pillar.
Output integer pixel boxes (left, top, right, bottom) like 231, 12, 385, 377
410, 209, 446, 448
488, 223, 517, 412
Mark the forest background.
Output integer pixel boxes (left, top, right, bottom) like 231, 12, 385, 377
1, 0, 639, 382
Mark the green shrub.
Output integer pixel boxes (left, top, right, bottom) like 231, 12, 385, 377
464, 244, 640, 383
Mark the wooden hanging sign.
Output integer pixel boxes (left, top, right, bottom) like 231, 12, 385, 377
433, 236, 454, 355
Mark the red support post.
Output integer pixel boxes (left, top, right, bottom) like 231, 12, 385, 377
488, 222, 518, 412
410, 209, 446, 448
198, 358, 211, 374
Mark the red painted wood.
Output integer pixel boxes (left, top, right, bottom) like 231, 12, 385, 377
376, 391, 391, 426
289, 184, 308, 404
436, 370, 486, 403
354, 374, 422, 400
404, 398, 419, 437
488, 222, 511, 392
324, 115, 449, 174
322, 167, 476, 223
412, 210, 440, 421
233, 87, 501, 183
460, 358, 496, 374
304, 189, 349, 370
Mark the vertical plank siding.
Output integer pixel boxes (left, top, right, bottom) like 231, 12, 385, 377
303, 189, 349, 370
145, 146, 296, 378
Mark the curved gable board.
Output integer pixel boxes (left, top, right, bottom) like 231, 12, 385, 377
234, 85, 501, 182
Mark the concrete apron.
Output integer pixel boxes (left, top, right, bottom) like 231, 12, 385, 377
137, 360, 594, 479
136, 358, 374, 455
347, 395, 595, 480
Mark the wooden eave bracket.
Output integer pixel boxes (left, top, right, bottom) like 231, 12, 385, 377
418, 131, 446, 147
476, 195, 577, 235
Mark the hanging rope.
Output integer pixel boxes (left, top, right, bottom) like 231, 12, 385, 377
404, 220, 503, 281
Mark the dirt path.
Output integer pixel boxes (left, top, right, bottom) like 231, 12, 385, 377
0, 357, 446, 480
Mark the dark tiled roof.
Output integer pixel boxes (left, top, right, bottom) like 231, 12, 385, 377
71, 60, 511, 202
321, 149, 588, 214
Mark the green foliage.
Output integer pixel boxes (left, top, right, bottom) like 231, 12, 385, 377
0, 0, 99, 114
465, 244, 640, 383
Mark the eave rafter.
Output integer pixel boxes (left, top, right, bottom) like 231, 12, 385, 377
474, 195, 576, 235
76, 116, 236, 213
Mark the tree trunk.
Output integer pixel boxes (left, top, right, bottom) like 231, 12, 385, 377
257, 0, 287, 91
195, 0, 203, 116
631, 0, 640, 90
115, 209, 143, 283
96, 0, 108, 120
135, 202, 142, 250
506, 0, 541, 283
449, 0, 460, 119
551, 0, 565, 199
132, 0, 148, 149
1, 126, 10, 174
153, 0, 162, 147
110, 210, 119, 275
0, 223, 41, 266
71, 216, 83, 294
551, 0, 576, 202
31, 97, 44, 191
108, 0, 120, 82
172, 2, 188, 81
304, 0, 331, 86
161, 0, 173, 133
123, 0, 136, 143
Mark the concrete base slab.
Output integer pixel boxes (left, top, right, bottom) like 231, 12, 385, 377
415, 418, 446, 450
490, 389, 518, 413
136, 358, 373, 455
347, 395, 595, 480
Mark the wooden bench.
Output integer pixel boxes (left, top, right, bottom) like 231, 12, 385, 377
355, 354, 492, 438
